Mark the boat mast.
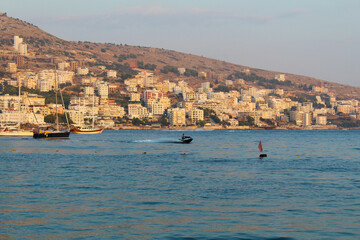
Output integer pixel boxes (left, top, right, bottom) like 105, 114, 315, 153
55, 70, 59, 131
18, 77, 21, 130
92, 93, 95, 128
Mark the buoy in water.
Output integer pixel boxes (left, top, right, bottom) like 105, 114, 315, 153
259, 153, 267, 158
56, 150, 59, 152
180, 152, 186, 155
13, 148, 16, 152
95, 150, 98, 153
143, 152, 147, 154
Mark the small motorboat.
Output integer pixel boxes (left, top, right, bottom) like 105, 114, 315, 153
178, 136, 193, 144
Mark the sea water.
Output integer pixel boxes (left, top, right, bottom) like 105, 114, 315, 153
1, 130, 360, 239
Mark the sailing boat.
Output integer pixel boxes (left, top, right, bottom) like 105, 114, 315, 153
33, 70, 70, 139
71, 93, 103, 134
0, 78, 33, 137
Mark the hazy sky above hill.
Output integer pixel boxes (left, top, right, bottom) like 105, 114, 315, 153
2, 0, 360, 86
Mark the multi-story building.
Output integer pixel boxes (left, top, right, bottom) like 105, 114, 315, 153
158, 97, 171, 109
84, 86, 94, 96
316, 115, 327, 125
98, 84, 109, 99
303, 112, 312, 126
167, 108, 186, 126
19, 43, 27, 55
130, 93, 141, 102
57, 70, 74, 85
6, 63, 17, 73
0, 110, 45, 125
67, 109, 85, 125
76, 67, 89, 75
98, 102, 124, 118
16, 55, 24, 67
337, 104, 353, 114
81, 76, 97, 85
38, 79, 52, 92
189, 108, 204, 124
143, 89, 164, 104
0, 94, 20, 111
24, 94, 46, 106
151, 102, 165, 115
13, 36, 23, 51
107, 70, 117, 78
290, 111, 305, 126
128, 103, 148, 119
275, 74, 286, 81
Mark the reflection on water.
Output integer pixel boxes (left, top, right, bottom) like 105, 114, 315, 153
1, 130, 360, 239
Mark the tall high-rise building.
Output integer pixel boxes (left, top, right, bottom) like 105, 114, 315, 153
19, 43, 27, 55
16, 55, 24, 67
13, 36, 23, 51
168, 108, 186, 126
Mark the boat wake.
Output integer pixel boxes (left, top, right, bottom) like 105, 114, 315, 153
132, 138, 184, 143
161, 128, 214, 132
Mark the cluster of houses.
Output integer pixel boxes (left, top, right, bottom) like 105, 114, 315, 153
1, 36, 360, 129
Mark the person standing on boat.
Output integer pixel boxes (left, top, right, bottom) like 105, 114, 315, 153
182, 133, 185, 140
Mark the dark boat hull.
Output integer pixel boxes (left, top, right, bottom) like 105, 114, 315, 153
177, 137, 193, 144
33, 131, 70, 139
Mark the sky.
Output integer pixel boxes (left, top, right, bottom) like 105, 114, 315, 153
1, 0, 360, 87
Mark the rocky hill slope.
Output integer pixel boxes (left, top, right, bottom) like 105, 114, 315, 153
1, 13, 359, 100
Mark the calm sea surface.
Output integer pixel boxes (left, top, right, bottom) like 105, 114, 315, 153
1, 130, 360, 239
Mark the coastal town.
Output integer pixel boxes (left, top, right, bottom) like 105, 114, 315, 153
1, 34, 360, 131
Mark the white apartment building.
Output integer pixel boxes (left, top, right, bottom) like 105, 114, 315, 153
167, 108, 186, 126
76, 67, 89, 75
0, 110, 45, 125
13, 36, 23, 51
302, 102, 314, 113
275, 74, 286, 81
189, 108, 204, 124
107, 70, 117, 78
84, 86, 95, 96
7, 63, 17, 73
158, 97, 171, 109
98, 103, 124, 118
178, 68, 186, 75
303, 112, 312, 126
337, 104, 354, 114
130, 93, 141, 102
98, 84, 109, 99
57, 70, 74, 85
66, 109, 85, 125
0, 94, 20, 111
128, 103, 149, 119
38, 79, 52, 92
316, 115, 327, 125
23, 73, 37, 89
151, 102, 165, 115
36, 69, 59, 91
19, 43, 27, 55
81, 76, 97, 85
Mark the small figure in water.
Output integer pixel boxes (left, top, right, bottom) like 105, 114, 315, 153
182, 133, 185, 139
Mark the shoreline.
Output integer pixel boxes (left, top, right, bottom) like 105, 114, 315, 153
107, 125, 358, 131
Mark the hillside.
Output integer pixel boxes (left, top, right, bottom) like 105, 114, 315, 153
1, 13, 359, 100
